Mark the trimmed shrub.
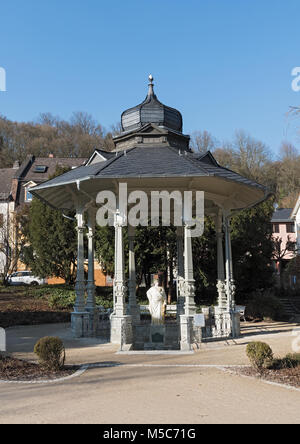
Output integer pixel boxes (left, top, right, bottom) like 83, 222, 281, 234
245, 290, 284, 321
246, 341, 274, 370
34, 336, 65, 370
273, 353, 300, 370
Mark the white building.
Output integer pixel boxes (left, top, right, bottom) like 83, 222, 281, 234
291, 194, 300, 256
0, 167, 16, 277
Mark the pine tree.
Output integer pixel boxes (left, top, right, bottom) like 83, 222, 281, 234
21, 167, 78, 284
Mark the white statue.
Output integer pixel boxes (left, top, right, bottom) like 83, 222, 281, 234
147, 280, 167, 325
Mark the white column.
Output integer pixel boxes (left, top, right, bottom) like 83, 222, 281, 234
128, 224, 140, 322
216, 209, 227, 309
224, 213, 240, 338
176, 226, 185, 318
86, 208, 96, 313
72, 206, 89, 338
183, 224, 196, 316
224, 215, 235, 310
213, 209, 231, 338
74, 209, 86, 313
111, 210, 133, 346
180, 223, 196, 350
114, 211, 126, 317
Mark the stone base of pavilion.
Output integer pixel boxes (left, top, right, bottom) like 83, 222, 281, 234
71, 306, 241, 351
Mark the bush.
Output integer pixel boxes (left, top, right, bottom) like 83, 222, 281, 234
273, 353, 300, 370
34, 336, 65, 370
48, 289, 76, 309
245, 290, 284, 321
246, 341, 274, 370
95, 286, 113, 309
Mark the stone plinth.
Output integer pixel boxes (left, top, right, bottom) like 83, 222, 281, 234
232, 311, 241, 338
110, 315, 133, 345
71, 312, 90, 338
180, 315, 194, 351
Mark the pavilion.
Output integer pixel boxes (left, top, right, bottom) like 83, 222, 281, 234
31, 76, 270, 351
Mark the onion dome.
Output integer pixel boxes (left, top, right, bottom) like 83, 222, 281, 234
121, 75, 183, 133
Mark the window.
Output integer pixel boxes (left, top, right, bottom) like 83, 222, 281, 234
286, 223, 295, 233
23, 181, 37, 202
25, 188, 33, 202
273, 223, 280, 233
34, 165, 47, 173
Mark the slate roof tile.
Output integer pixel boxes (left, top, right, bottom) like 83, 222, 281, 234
0, 168, 15, 200
32, 145, 266, 193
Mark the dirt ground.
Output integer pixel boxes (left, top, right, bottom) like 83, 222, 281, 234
0, 286, 70, 328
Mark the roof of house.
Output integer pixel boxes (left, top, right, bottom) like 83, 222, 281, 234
14, 155, 88, 206
0, 168, 15, 200
271, 208, 293, 223
15, 156, 87, 182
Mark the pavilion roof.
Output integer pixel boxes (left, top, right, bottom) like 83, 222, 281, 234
31, 146, 265, 192
30, 146, 270, 215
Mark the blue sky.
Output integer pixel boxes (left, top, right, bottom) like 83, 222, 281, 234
0, 0, 300, 156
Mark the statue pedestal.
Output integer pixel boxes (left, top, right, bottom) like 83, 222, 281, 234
144, 325, 166, 350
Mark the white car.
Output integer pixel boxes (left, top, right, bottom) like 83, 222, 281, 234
7, 271, 46, 286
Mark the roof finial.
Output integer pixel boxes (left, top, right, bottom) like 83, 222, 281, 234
147, 74, 154, 97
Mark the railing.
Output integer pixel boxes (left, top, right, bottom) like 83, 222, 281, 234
140, 305, 177, 315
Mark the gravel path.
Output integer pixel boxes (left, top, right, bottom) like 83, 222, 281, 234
1, 321, 300, 424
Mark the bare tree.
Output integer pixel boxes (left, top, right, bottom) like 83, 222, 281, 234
0, 211, 24, 283
190, 130, 217, 153
272, 235, 297, 287
232, 130, 272, 182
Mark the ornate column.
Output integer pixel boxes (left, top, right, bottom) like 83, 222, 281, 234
183, 224, 196, 316
128, 225, 140, 323
74, 209, 86, 312
176, 226, 185, 319
213, 209, 230, 337
224, 215, 235, 310
110, 211, 133, 346
114, 211, 126, 317
224, 213, 240, 338
86, 207, 97, 335
72, 207, 89, 338
216, 209, 227, 310
180, 223, 196, 351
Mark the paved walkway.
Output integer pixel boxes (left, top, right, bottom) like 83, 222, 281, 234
1, 321, 300, 424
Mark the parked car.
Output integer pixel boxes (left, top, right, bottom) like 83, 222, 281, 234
7, 271, 46, 286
